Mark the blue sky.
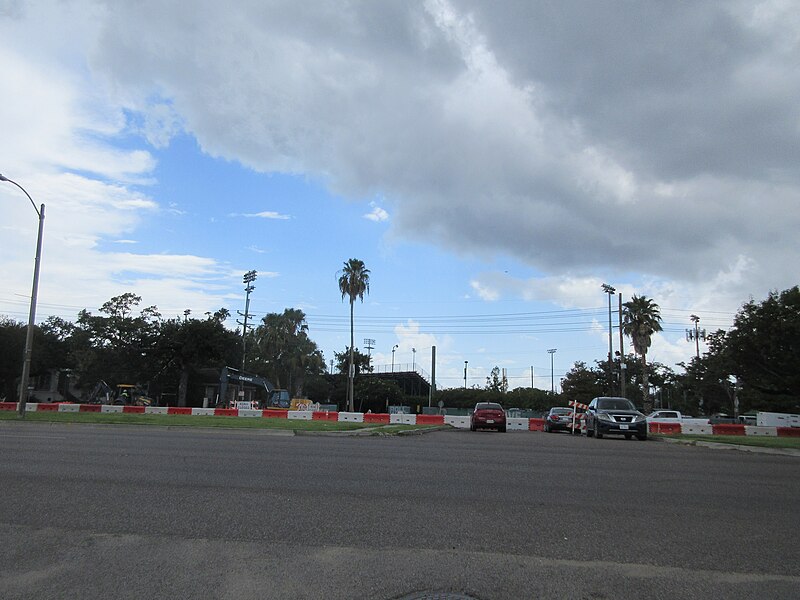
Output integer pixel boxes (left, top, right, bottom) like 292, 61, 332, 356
2, 1, 797, 390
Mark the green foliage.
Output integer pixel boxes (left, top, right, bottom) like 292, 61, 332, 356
250, 308, 325, 397
622, 294, 663, 409
354, 377, 403, 413
725, 287, 800, 407
333, 347, 373, 375
485, 366, 508, 393
338, 258, 371, 412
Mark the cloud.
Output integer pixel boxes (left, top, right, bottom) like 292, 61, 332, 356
72, 0, 799, 303
364, 205, 389, 222
229, 211, 292, 220
4, 0, 798, 336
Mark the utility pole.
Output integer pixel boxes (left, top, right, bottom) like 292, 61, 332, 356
688, 315, 703, 359
530, 365, 534, 389
602, 283, 616, 395
464, 360, 468, 389
429, 346, 436, 408
547, 349, 557, 394
618, 293, 626, 398
238, 270, 257, 372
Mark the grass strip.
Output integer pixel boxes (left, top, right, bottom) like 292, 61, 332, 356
0, 410, 371, 431
654, 433, 800, 450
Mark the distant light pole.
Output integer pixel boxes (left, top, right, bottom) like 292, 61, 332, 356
412, 347, 416, 371
391, 344, 398, 372
602, 283, 616, 394
239, 270, 257, 372
363, 338, 375, 357
464, 360, 468, 389
547, 349, 557, 394
1, 174, 45, 418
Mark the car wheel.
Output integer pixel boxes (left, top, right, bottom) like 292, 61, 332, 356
499, 425, 507, 433
470, 423, 475, 432
544, 423, 550, 433
586, 424, 594, 438
595, 427, 603, 439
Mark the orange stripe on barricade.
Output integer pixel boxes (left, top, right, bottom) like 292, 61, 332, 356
0, 402, 17, 411
80, 404, 101, 412
168, 407, 192, 415
312, 411, 338, 421
529, 418, 545, 431
214, 408, 238, 416
416, 414, 444, 425
363, 413, 390, 424
263, 409, 289, 419
123, 405, 145, 414
37, 403, 61, 412
649, 422, 682, 435
712, 424, 745, 436
777, 427, 800, 437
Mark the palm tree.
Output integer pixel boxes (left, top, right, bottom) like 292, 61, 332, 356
338, 259, 370, 412
622, 294, 663, 410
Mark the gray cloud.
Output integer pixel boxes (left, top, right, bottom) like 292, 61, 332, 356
87, 0, 800, 295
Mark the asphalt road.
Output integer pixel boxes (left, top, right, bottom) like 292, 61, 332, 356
1, 422, 798, 600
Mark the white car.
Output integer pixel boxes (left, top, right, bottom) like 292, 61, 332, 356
646, 410, 683, 424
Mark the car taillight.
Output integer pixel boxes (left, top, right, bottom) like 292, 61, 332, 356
550, 415, 559, 421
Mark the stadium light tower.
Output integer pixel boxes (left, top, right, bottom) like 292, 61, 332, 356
1, 174, 45, 418
239, 270, 257, 372
602, 283, 616, 394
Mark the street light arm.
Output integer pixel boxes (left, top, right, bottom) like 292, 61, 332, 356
0, 174, 40, 217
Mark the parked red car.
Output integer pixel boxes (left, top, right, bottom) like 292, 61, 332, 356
470, 402, 507, 432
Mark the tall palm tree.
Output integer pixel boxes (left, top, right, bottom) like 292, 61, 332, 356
622, 294, 663, 410
338, 258, 370, 412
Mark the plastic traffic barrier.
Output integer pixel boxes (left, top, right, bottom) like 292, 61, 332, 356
416, 414, 445, 425
263, 409, 289, 419
649, 422, 682, 435
711, 424, 745, 436
363, 413, 390, 424
168, 407, 192, 415
312, 411, 338, 421
777, 427, 800, 437
529, 418, 545, 431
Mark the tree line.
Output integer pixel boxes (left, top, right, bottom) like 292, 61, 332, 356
1, 284, 798, 415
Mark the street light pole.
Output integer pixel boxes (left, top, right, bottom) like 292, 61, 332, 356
602, 283, 616, 395
1, 174, 45, 418
412, 347, 416, 372
391, 344, 398, 373
464, 360, 468, 389
547, 349, 557, 394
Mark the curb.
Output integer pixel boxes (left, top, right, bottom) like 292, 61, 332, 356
657, 436, 800, 457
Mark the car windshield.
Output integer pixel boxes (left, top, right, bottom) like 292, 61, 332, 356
597, 399, 635, 411
475, 403, 503, 411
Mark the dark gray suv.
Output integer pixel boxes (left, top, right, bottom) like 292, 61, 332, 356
585, 397, 648, 440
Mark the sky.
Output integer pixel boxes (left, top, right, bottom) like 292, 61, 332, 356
1, 0, 798, 391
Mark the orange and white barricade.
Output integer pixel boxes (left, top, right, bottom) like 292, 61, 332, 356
568, 400, 589, 434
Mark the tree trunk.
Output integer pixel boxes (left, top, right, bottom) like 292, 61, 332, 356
178, 366, 189, 407
641, 352, 651, 413
348, 299, 355, 412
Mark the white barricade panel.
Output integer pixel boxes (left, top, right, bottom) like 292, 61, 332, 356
389, 414, 415, 425
237, 409, 262, 418
506, 417, 528, 431
24, 403, 38, 412
745, 426, 778, 437
101, 405, 124, 413
58, 404, 80, 412
192, 408, 216, 416
145, 406, 168, 415
338, 412, 364, 423
288, 411, 312, 420
681, 423, 714, 435
445, 415, 470, 429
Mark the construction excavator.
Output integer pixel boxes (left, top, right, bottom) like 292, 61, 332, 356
217, 366, 290, 409
86, 381, 153, 406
